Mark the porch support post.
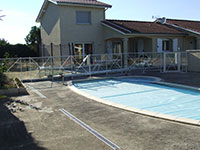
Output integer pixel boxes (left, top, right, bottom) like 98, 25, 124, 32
123, 38, 128, 68
197, 37, 200, 49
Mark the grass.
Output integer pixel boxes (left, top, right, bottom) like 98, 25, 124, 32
5, 69, 66, 80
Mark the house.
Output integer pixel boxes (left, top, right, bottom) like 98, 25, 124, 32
36, 0, 200, 59
36, 0, 112, 58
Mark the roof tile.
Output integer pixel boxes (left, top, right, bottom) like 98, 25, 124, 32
166, 19, 200, 33
103, 19, 185, 34
53, 0, 112, 8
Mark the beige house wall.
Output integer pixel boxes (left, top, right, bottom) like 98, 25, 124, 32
40, 3, 61, 56
187, 50, 200, 72
40, 2, 106, 56
59, 5, 106, 55
103, 26, 125, 40
185, 36, 197, 50
186, 35, 200, 72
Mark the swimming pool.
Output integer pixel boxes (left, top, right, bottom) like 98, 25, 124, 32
72, 76, 200, 124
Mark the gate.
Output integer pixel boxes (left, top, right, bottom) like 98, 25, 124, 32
163, 52, 181, 72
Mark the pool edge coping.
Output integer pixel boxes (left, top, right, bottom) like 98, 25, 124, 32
68, 76, 200, 127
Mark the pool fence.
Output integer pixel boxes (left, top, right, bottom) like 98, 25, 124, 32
0, 52, 188, 81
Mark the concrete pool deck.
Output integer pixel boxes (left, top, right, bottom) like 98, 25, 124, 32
2, 72, 200, 150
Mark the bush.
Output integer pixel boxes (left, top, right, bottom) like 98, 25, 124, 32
0, 73, 8, 88
0, 44, 38, 58
0, 52, 11, 88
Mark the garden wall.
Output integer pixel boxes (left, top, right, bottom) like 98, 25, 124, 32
187, 50, 200, 72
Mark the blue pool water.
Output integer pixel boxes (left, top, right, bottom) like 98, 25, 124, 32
73, 77, 200, 120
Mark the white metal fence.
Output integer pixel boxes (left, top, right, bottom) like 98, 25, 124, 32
0, 52, 188, 81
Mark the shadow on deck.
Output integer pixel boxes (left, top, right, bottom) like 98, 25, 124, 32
0, 97, 46, 150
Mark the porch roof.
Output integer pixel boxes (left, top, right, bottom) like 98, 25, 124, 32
165, 18, 200, 34
102, 19, 186, 35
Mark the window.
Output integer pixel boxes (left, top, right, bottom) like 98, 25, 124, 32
73, 43, 93, 64
112, 42, 122, 54
162, 39, 172, 51
76, 11, 91, 24
157, 38, 177, 52
112, 41, 122, 60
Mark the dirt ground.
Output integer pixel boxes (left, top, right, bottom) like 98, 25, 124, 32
1, 72, 200, 150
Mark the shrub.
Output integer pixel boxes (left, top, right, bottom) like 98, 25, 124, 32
0, 52, 9, 88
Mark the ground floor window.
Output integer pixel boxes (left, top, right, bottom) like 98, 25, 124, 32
162, 39, 172, 51
157, 38, 173, 52
112, 41, 122, 60
112, 41, 122, 54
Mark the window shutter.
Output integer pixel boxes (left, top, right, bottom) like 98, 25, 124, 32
173, 38, 178, 51
76, 11, 91, 24
157, 38, 162, 52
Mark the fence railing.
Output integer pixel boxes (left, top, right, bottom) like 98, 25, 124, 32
0, 52, 188, 81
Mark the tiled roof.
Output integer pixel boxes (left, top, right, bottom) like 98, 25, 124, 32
102, 19, 185, 34
166, 19, 200, 33
52, 0, 112, 8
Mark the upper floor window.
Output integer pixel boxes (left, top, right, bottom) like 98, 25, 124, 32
76, 11, 91, 24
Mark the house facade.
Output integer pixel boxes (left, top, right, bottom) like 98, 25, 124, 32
36, 0, 200, 59
36, 0, 111, 58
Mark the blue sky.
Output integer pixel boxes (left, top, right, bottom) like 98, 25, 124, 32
0, 0, 199, 44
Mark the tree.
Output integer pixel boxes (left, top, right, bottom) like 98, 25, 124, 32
0, 43, 37, 58
0, 38, 9, 46
25, 26, 41, 56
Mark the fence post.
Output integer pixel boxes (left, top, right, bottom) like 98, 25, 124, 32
29, 57, 31, 80
121, 53, 123, 74
163, 52, 166, 72
60, 44, 63, 64
160, 52, 163, 72
87, 54, 91, 75
20, 58, 22, 73
43, 44, 45, 59
177, 52, 181, 72
51, 43, 53, 57
185, 51, 188, 72
50, 43, 54, 87
106, 54, 108, 76
70, 55, 73, 75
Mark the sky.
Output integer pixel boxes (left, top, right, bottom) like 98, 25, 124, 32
0, 0, 200, 44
